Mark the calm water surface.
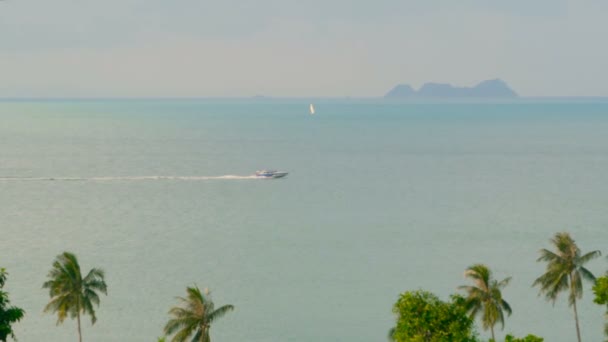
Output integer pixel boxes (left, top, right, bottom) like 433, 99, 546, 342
1, 100, 607, 341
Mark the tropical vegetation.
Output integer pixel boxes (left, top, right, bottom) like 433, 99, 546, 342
42, 252, 107, 342
532, 232, 601, 342
163, 285, 234, 342
502, 334, 544, 342
389, 290, 479, 342
5, 230, 608, 341
459, 264, 512, 341
0, 268, 25, 342
593, 272, 608, 340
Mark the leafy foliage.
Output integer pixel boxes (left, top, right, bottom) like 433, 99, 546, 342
595, 274, 608, 305
593, 273, 608, 340
390, 290, 479, 342
459, 264, 512, 340
42, 252, 107, 342
164, 286, 234, 342
532, 232, 600, 342
503, 333, 544, 342
0, 268, 25, 342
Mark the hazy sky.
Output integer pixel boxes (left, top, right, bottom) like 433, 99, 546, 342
1, 0, 607, 97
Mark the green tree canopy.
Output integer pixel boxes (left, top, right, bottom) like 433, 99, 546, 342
503, 333, 544, 342
532, 232, 600, 342
0, 268, 25, 342
164, 285, 234, 342
595, 274, 608, 304
389, 290, 478, 342
42, 252, 107, 342
593, 272, 608, 340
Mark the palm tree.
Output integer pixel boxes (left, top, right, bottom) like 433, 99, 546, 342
164, 286, 234, 342
533, 232, 601, 342
42, 252, 107, 342
458, 264, 512, 341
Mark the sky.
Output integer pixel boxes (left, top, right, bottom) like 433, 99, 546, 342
1, 0, 607, 97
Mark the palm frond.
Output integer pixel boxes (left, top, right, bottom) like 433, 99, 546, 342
83, 268, 105, 281
208, 305, 235, 323
551, 232, 576, 255
43, 295, 71, 323
579, 266, 596, 282
579, 250, 601, 264
170, 323, 198, 342
533, 266, 570, 304
466, 298, 483, 318
164, 319, 184, 336
186, 286, 204, 304
82, 295, 97, 324
190, 329, 202, 342
464, 264, 491, 290
458, 285, 485, 297
84, 288, 101, 306
500, 299, 512, 316
497, 276, 512, 289
165, 317, 199, 336
85, 279, 108, 295
59, 252, 81, 283
496, 304, 506, 329
537, 248, 563, 263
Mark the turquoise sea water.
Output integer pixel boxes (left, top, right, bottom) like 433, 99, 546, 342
1, 99, 607, 341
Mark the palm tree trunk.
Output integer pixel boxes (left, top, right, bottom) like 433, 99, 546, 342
77, 310, 82, 342
573, 297, 582, 342
491, 325, 495, 341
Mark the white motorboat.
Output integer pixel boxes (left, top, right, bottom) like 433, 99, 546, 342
255, 170, 288, 179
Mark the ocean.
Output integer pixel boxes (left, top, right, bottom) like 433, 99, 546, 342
1, 99, 607, 341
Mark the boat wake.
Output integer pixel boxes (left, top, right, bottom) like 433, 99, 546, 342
0, 175, 262, 182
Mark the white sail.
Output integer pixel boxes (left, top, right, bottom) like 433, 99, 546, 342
309, 103, 315, 115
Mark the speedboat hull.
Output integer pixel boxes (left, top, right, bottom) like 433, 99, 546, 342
269, 172, 288, 178
255, 170, 288, 179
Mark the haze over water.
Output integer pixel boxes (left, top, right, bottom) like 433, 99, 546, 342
1, 99, 607, 341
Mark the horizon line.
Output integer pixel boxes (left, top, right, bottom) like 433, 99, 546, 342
2, 96, 608, 101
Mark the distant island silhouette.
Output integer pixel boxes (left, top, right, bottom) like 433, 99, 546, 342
385, 79, 518, 98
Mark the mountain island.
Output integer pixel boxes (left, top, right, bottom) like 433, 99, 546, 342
385, 79, 518, 98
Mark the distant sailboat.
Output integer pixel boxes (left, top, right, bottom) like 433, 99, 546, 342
309, 103, 315, 115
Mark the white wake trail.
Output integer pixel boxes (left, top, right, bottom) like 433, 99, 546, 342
0, 175, 262, 182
